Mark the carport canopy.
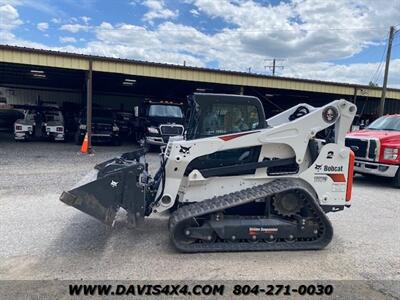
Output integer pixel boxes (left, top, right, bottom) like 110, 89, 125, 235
1, 45, 400, 150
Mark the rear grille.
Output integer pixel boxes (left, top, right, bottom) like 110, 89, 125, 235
345, 137, 378, 161
160, 125, 183, 135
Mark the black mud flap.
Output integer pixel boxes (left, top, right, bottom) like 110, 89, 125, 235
60, 149, 146, 226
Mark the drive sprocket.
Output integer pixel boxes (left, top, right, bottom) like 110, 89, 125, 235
272, 191, 304, 217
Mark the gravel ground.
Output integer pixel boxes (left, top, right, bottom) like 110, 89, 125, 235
0, 133, 399, 297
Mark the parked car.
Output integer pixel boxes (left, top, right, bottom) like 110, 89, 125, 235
0, 104, 24, 132
134, 100, 185, 150
14, 105, 65, 141
75, 107, 121, 146
115, 111, 135, 139
62, 102, 82, 141
346, 114, 400, 187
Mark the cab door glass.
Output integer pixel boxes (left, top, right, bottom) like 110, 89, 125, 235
199, 103, 260, 137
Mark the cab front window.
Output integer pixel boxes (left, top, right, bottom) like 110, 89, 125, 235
196, 103, 261, 138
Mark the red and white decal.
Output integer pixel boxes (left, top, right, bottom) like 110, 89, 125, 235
326, 173, 346, 183
218, 131, 259, 141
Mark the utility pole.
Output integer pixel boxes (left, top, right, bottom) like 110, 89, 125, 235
265, 58, 284, 76
379, 26, 396, 116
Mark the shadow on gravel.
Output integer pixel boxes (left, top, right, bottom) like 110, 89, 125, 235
353, 174, 397, 189
44, 212, 172, 257
45, 214, 113, 256
17, 211, 173, 278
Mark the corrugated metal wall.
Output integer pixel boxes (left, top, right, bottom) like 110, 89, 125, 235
0, 86, 143, 111
385, 99, 400, 114
93, 94, 142, 111
0, 86, 81, 106
356, 98, 400, 116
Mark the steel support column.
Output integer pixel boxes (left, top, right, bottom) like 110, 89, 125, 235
353, 87, 357, 106
86, 60, 93, 152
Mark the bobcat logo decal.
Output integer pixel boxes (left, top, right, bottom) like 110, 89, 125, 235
179, 145, 192, 154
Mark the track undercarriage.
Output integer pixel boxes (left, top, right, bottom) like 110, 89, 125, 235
169, 179, 333, 252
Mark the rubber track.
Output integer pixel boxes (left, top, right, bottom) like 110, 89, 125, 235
169, 179, 333, 253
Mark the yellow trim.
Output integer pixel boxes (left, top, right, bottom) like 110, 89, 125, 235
1, 47, 399, 100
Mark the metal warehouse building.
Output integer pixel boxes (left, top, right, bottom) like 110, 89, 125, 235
1, 44, 399, 144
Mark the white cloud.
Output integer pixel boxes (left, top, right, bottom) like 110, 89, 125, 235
92, 21, 207, 65
0, 30, 48, 48
0, 0, 21, 4
142, 0, 179, 23
285, 59, 400, 88
0, 0, 65, 17
59, 36, 77, 43
87, 19, 400, 87
144, 0, 164, 11
36, 22, 48, 31
80, 16, 91, 24
0, 4, 23, 31
187, 0, 400, 63
190, 8, 199, 16
59, 23, 89, 33
51, 17, 61, 24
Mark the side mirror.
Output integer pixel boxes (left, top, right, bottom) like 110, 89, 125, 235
359, 124, 366, 130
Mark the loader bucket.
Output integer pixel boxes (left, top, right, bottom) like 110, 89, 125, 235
60, 150, 147, 226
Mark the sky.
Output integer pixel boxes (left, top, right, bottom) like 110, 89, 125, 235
0, 0, 399, 87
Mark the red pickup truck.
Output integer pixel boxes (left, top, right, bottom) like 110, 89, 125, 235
346, 114, 400, 187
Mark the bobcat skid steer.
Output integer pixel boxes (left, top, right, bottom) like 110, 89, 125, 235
60, 93, 356, 252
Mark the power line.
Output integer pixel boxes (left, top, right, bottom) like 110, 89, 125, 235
375, 66, 384, 85
369, 33, 389, 84
373, 48, 387, 84
373, 27, 400, 86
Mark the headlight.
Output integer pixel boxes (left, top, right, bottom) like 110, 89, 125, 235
15, 124, 22, 130
79, 124, 87, 130
113, 125, 119, 131
147, 127, 159, 134
383, 147, 398, 160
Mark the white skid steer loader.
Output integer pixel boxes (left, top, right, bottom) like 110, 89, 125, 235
60, 93, 356, 252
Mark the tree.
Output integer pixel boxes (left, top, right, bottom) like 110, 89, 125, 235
368, 81, 379, 87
